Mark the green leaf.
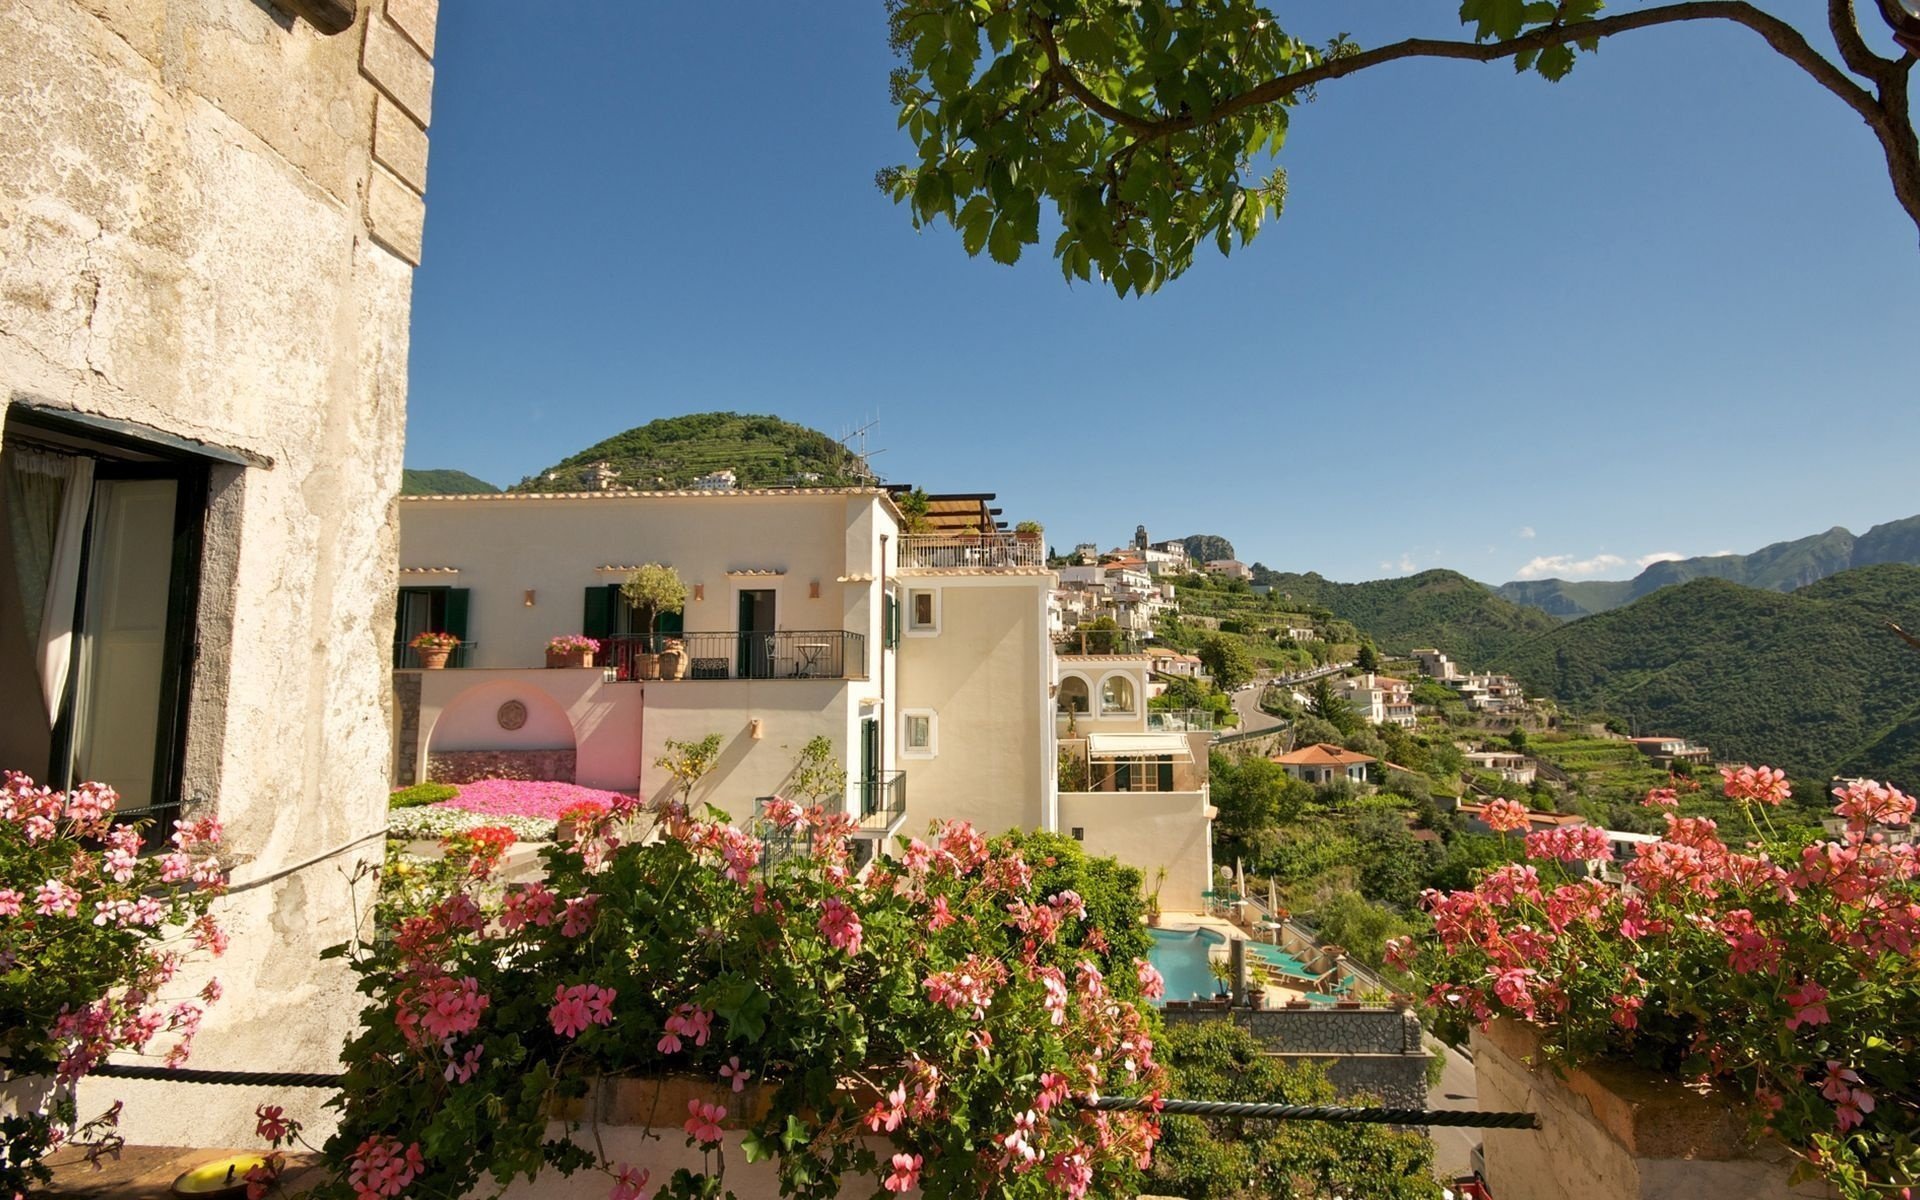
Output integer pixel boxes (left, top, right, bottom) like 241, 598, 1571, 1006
987, 216, 1023, 265
740, 1131, 772, 1164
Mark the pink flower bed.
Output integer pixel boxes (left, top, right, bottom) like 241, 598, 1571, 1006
434, 779, 625, 822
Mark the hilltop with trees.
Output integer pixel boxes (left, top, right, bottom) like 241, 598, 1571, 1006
511, 412, 873, 493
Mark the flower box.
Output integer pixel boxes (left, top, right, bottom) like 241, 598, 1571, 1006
1471, 1019, 1830, 1200
545, 648, 595, 669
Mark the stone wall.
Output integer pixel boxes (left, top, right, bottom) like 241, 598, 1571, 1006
428, 748, 577, 784
393, 671, 423, 786
3, 0, 437, 1145
1163, 1007, 1430, 1109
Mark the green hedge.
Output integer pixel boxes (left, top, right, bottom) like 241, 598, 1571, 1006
390, 781, 459, 808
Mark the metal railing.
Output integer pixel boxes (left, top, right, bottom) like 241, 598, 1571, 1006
605, 631, 867, 681
1056, 739, 1207, 794
899, 532, 1043, 569
854, 770, 906, 831
1148, 708, 1217, 732
392, 640, 479, 668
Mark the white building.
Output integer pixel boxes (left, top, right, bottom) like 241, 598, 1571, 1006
1204, 558, 1252, 581
1337, 673, 1417, 728
1464, 750, 1538, 786
393, 489, 1213, 906
690, 468, 738, 491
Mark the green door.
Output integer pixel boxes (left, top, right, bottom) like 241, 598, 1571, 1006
860, 717, 880, 816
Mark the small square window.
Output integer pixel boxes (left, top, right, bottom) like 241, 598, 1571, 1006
902, 709, 937, 758
906, 589, 939, 635
1071, 827, 1085, 842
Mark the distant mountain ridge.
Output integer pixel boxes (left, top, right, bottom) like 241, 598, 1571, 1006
1497, 514, 1920, 618
1249, 567, 1560, 665
511, 412, 872, 493
1493, 564, 1920, 789
401, 468, 499, 496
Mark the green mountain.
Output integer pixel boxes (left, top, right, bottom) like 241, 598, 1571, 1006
1496, 515, 1920, 618
1250, 568, 1560, 665
401, 468, 499, 496
511, 412, 872, 493
1181, 534, 1236, 563
1494, 564, 1920, 789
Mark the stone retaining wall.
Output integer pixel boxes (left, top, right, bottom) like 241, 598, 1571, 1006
428, 748, 577, 783
1162, 1007, 1430, 1108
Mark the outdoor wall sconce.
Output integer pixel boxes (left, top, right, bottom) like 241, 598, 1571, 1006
809, 580, 821, 599
749, 718, 764, 740
1879, 0, 1920, 52
694, 584, 705, 601
524, 589, 536, 607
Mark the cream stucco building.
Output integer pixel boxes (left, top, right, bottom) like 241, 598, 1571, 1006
392, 491, 1213, 904
2, 0, 439, 1145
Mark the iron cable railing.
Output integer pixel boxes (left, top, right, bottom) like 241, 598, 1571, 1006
855, 770, 906, 830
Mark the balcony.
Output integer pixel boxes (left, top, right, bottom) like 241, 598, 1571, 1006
854, 770, 906, 833
1148, 708, 1217, 732
1057, 736, 1207, 793
1054, 629, 1144, 655
392, 640, 480, 668
605, 631, 866, 682
898, 531, 1043, 569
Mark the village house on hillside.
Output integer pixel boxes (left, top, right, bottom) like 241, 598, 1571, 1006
1272, 742, 1376, 786
394, 489, 1215, 906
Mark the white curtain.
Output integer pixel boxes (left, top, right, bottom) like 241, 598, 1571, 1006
4, 447, 94, 720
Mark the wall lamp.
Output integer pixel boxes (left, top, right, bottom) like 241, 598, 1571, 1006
524, 589, 536, 607
1878, 0, 1920, 53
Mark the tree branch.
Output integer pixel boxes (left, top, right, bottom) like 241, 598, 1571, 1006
1828, 0, 1898, 81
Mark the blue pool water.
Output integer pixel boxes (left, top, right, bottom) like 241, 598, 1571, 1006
1147, 927, 1228, 1005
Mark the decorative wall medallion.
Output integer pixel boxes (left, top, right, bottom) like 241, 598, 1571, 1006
497, 700, 528, 731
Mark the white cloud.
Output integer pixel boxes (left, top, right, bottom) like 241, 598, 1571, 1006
1517, 526, 1536, 540
1378, 554, 1420, 575
1514, 553, 1628, 580
1635, 551, 1685, 568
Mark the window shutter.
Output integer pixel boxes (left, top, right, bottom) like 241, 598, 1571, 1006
583, 586, 612, 640
1158, 757, 1175, 792
444, 588, 470, 642
885, 594, 899, 648
656, 607, 683, 637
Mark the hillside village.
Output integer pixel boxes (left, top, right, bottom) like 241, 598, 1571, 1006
7, 4, 1920, 1200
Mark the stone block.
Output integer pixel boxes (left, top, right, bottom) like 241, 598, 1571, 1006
427, 748, 577, 784
366, 167, 426, 265
359, 12, 432, 126
373, 93, 429, 194
383, 0, 438, 58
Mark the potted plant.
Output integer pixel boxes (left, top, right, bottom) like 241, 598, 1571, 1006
409, 630, 460, 669
1014, 520, 1044, 546
546, 634, 599, 669
619, 563, 687, 681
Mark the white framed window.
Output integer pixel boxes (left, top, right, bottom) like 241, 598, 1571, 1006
901, 708, 938, 758
1057, 674, 1091, 714
1098, 672, 1136, 716
906, 588, 940, 636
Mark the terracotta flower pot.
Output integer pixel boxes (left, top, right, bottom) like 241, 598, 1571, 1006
418, 647, 451, 669
658, 643, 687, 679
634, 653, 662, 681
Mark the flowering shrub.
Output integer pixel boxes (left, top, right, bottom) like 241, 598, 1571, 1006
1393, 770, 1920, 1196
0, 772, 227, 1195
408, 631, 460, 651
312, 798, 1164, 1200
548, 635, 602, 655
385, 806, 552, 843
434, 778, 623, 824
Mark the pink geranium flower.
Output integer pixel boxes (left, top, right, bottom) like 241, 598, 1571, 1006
883, 1152, 923, 1193
683, 1099, 726, 1144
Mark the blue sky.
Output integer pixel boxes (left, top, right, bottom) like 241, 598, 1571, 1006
405, 3, 1919, 585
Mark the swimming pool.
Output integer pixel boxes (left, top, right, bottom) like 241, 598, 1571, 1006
1147, 927, 1228, 1005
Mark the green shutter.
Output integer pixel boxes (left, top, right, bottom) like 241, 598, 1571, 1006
885, 594, 900, 649
444, 588, 470, 642
657, 607, 683, 637
583, 586, 612, 640
1157, 757, 1175, 792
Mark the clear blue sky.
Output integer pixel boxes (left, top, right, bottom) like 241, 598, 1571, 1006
405, 2, 1919, 585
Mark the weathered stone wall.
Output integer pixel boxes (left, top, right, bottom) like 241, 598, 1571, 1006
428, 748, 577, 784
393, 671, 423, 785
1163, 1007, 1430, 1109
2, 0, 437, 1145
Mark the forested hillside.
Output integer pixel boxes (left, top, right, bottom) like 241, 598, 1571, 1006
1495, 564, 1920, 788
1251, 568, 1559, 665
401, 469, 499, 495
512, 412, 871, 492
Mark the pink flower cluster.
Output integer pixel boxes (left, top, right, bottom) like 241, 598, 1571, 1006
1405, 768, 1920, 1191
656, 1003, 712, 1054
434, 778, 625, 822
1481, 797, 1533, 833
348, 1135, 423, 1200
549, 982, 617, 1038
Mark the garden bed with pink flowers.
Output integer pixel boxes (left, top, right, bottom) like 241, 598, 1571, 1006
387, 779, 629, 842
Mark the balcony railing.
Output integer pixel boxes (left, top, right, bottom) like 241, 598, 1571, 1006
1054, 629, 1143, 655
605, 631, 867, 682
854, 771, 906, 832
899, 532, 1043, 569
393, 640, 480, 668
1148, 708, 1217, 732
1057, 738, 1207, 794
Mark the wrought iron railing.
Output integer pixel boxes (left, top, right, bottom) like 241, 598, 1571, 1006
392, 640, 479, 668
854, 771, 906, 831
605, 631, 867, 681
899, 532, 1043, 569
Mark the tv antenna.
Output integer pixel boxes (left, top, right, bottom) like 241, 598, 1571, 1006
840, 415, 887, 482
